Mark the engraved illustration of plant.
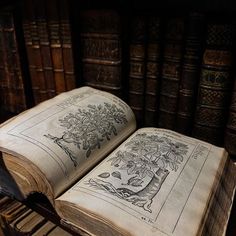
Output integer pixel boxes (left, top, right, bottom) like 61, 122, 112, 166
44, 102, 127, 167
87, 133, 188, 213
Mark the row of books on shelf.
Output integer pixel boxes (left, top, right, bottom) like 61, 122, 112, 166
0, 194, 73, 235
0, 0, 76, 114
1, 1, 236, 155
125, 12, 236, 151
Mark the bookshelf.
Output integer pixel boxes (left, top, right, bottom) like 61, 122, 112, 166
0, 0, 236, 235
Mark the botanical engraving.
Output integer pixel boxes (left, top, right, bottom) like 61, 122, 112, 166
44, 103, 127, 167
86, 133, 188, 213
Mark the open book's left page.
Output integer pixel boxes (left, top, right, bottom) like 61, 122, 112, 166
0, 87, 136, 201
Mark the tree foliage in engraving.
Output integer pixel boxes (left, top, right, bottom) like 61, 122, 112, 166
44, 103, 127, 166
87, 133, 188, 212
109, 134, 188, 178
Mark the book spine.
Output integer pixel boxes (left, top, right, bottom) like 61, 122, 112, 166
1, 10, 27, 114
0, 196, 28, 235
0, 13, 15, 113
0, 195, 75, 235
5, 23, 17, 113
127, 15, 147, 127
11, 12, 27, 113
34, 0, 56, 99
175, 12, 205, 134
157, 17, 185, 129
12, 211, 46, 235
224, 77, 236, 156
59, 0, 76, 91
144, 16, 161, 127
31, 0, 48, 103
0, 15, 8, 112
46, 0, 66, 95
22, 0, 40, 105
0, 196, 15, 234
192, 21, 234, 145
80, 10, 122, 97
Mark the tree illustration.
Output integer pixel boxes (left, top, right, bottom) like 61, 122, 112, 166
87, 133, 188, 212
44, 103, 127, 167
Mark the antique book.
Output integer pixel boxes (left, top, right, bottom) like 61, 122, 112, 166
0, 86, 236, 236
58, 0, 76, 92
22, 0, 40, 105
0, 194, 73, 235
158, 16, 185, 130
46, 0, 66, 95
192, 19, 234, 146
224, 76, 236, 156
34, 0, 56, 99
144, 15, 161, 127
22, 0, 48, 104
175, 12, 205, 135
29, 0, 48, 103
79, 9, 123, 97
127, 14, 147, 127
0, 195, 29, 235
0, 10, 27, 113
0, 13, 9, 112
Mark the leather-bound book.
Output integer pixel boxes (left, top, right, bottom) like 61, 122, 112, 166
128, 14, 147, 127
0, 12, 16, 113
9, 210, 47, 235
176, 12, 205, 135
22, 0, 41, 105
0, 196, 28, 235
0, 10, 27, 113
34, 0, 56, 99
10, 11, 28, 113
0, 14, 9, 112
144, 15, 162, 127
79, 9, 123, 97
58, 0, 76, 91
157, 16, 185, 129
0, 195, 74, 235
0, 195, 13, 234
192, 19, 234, 145
46, 0, 66, 95
225, 75, 236, 156
33, 221, 73, 236
30, 0, 48, 103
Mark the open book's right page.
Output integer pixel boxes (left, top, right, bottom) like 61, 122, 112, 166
55, 128, 232, 236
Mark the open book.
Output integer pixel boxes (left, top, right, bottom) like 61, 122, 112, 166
0, 86, 236, 236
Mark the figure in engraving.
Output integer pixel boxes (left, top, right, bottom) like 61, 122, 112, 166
44, 103, 127, 167
87, 133, 188, 213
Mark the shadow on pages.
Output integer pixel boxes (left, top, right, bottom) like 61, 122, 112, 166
0, 155, 24, 200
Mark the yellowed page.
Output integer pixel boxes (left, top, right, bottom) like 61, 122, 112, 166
0, 87, 136, 198
56, 128, 230, 236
